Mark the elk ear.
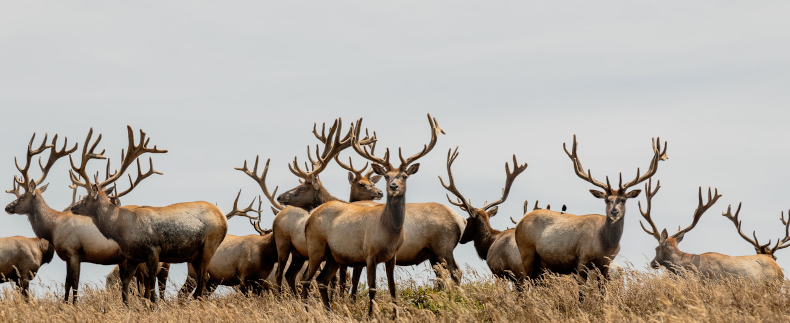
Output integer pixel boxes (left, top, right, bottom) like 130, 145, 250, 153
38, 183, 49, 194
27, 181, 37, 196
625, 189, 642, 198
590, 190, 606, 199
347, 172, 355, 185
660, 229, 668, 244
91, 184, 100, 199
370, 175, 382, 184
488, 207, 498, 217
371, 164, 387, 176
674, 231, 685, 243
104, 185, 115, 196
406, 163, 420, 175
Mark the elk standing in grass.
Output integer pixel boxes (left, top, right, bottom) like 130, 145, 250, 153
303, 114, 444, 315
640, 181, 784, 281
178, 192, 279, 297
106, 262, 170, 298
235, 119, 379, 294
70, 126, 228, 304
440, 147, 527, 287
3, 133, 158, 303
515, 135, 667, 281
0, 236, 54, 300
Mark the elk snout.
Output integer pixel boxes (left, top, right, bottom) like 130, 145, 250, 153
650, 259, 660, 269
5, 202, 16, 214
375, 190, 383, 199
610, 209, 619, 216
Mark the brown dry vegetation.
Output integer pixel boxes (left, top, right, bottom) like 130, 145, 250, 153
1, 265, 788, 322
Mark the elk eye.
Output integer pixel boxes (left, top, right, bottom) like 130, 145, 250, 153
299, 187, 305, 192
357, 183, 365, 187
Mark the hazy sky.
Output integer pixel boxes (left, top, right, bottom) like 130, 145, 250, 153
1, 1, 789, 295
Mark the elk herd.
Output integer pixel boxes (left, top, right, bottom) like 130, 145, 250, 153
0, 114, 787, 315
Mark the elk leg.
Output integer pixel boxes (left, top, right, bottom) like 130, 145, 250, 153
350, 266, 363, 301
365, 258, 378, 317
275, 242, 292, 293
315, 259, 341, 311
177, 263, 197, 300
120, 259, 140, 305
63, 260, 73, 303
67, 257, 81, 304
285, 256, 306, 296
157, 263, 170, 300
144, 258, 159, 303
191, 256, 210, 300
205, 280, 218, 297
385, 258, 396, 300
19, 275, 30, 301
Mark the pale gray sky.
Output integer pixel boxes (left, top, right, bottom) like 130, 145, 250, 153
1, 1, 789, 294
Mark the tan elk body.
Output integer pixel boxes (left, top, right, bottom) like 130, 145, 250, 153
0, 236, 54, 299
515, 135, 667, 279
70, 127, 228, 303
440, 147, 527, 285
303, 114, 444, 315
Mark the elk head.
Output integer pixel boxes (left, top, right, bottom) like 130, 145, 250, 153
5, 133, 76, 215
271, 118, 377, 208
721, 203, 790, 261
564, 134, 668, 222
639, 181, 721, 270
439, 147, 527, 244
352, 114, 444, 198
69, 127, 166, 218
335, 155, 383, 201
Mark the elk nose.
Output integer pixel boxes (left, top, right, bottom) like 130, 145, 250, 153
610, 209, 619, 216
389, 183, 398, 190
376, 191, 383, 197
4, 204, 13, 213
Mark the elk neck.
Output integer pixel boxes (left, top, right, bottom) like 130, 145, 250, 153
90, 200, 123, 240
598, 214, 625, 252
27, 197, 63, 243
665, 248, 701, 272
469, 217, 501, 260
380, 193, 406, 233
307, 186, 342, 211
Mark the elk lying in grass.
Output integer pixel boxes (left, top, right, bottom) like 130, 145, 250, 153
3, 133, 158, 303
303, 114, 444, 315
106, 263, 170, 298
720, 203, 790, 261
178, 192, 279, 297
441, 147, 527, 287
235, 118, 379, 294
515, 135, 667, 281
70, 126, 228, 304
0, 236, 54, 299
639, 181, 784, 281
339, 149, 466, 300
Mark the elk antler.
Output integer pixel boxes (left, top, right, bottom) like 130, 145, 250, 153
69, 128, 107, 190
721, 203, 766, 250
12, 133, 78, 190
438, 147, 476, 217
289, 118, 357, 181
563, 135, 611, 192
673, 187, 720, 239
314, 121, 377, 158
351, 118, 392, 169
102, 127, 167, 198
482, 155, 527, 211
398, 114, 444, 169
335, 155, 368, 178
225, 190, 263, 220
620, 137, 668, 191
638, 178, 662, 241
62, 185, 81, 213
523, 200, 529, 214
249, 214, 272, 235
235, 156, 284, 215
770, 210, 790, 254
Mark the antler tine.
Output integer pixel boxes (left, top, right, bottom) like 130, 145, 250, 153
398, 113, 445, 168
62, 184, 80, 212
250, 213, 272, 236
438, 147, 476, 217
225, 190, 263, 220
511, 216, 519, 225
621, 137, 669, 190
111, 157, 163, 199
312, 122, 327, 144
523, 200, 529, 214
95, 126, 167, 190
770, 210, 790, 252
674, 187, 720, 239
335, 155, 368, 176
563, 135, 610, 192
483, 154, 528, 211
533, 200, 541, 210
6, 177, 22, 198
235, 156, 284, 211
291, 118, 357, 180
69, 128, 108, 189
352, 118, 391, 168
14, 133, 53, 186
637, 178, 662, 241
30, 134, 78, 187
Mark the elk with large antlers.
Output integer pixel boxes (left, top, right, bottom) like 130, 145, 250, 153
639, 183, 784, 281
515, 135, 668, 281
441, 147, 527, 287
4, 133, 159, 303
235, 118, 380, 294
69, 126, 228, 304
178, 192, 279, 297
303, 114, 445, 315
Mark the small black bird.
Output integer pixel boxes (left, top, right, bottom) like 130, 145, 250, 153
561, 204, 567, 214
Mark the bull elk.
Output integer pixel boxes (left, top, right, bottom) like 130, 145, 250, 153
234, 118, 379, 294
720, 203, 790, 261
69, 126, 228, 304
178, 192, 279, 297
639, 182, 784, 281
440, 147, 527, 287
3, 133, 159, 303
0, 236, 54, 299
303, 114, 444, 315
515, 135, 667, 281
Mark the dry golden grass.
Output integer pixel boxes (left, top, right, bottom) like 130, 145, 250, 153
1, 265, 789, 322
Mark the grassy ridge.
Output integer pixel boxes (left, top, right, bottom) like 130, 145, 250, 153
1, 267, 788, 322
